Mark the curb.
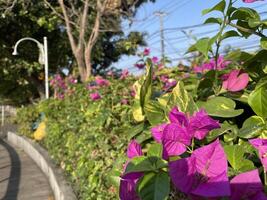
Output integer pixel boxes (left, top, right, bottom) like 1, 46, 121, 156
7, 131, 77, 200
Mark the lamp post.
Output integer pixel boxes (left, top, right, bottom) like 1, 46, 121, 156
12, 37, 49, 99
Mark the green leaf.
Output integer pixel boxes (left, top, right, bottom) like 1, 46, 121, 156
194, 37, 211, 58
147, 143, 163, 157
248, 85, 267, 119
221, 30, 240, 40
231, 7, 260, 21
140, 61, 153, 109
196, 97, 244, 118
132, 99, 145, 122
207, 122, 236, 142
248, 18, 262, 28
128, 122, 145, 139
137, 171, 170, 200
170, 81, 198, 114
224, 145, 255, 173
202, 0, 226, 15
204, 17, 223, 25
125, 156, 167, 175
144, 101, 166, 126
260, 37, 267, 50
239, 116, 266, 139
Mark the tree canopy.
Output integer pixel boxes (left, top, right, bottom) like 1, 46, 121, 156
0, 0, 155, 104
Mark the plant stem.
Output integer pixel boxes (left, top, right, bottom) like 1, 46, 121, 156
264, 170, 267, 186
228, 22, 267, 39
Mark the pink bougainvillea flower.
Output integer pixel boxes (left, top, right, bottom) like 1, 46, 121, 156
90, 92, 101, 100
159, 75, 169, 83
121, 99, 129, 105
162, 123, 192, 157
249, 138, 267, 170
152, 56, 159, 64
134, 63, 145, 69
230, 169, 267, 200
107, 70, 114, 76
193, 56, 230, 73
143, 48, 150, 56
158, 64, 164, 71
95, 76, 110, 86
127, 140, 143, 159
210, 56, 231, 70
222, 69, 249, 92
163, 79, 177, 91
119, 173, 142, 200
120, 69, 129, 80
243, 0, 263, 2
169, 139, 230, 198
189, 109, 220, 140
119, 140, 143, 200
168, 107, 189, 127
151, 123, 168, 143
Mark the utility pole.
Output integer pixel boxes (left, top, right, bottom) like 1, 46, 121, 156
154, 11, 166, 64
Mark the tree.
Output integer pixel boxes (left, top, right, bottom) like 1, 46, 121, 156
44, 0, 155, 82
0, 0, 154, 103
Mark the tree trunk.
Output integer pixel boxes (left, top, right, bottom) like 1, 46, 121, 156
85, 47, 92, 78
75, 49, 88, 82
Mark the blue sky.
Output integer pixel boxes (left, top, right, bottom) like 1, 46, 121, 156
113, 0, 267, 74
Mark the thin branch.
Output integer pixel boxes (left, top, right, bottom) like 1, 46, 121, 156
44, 0, 77, 27
58, 0, 77, 52
229, 22, 267, 38
78, 0, 89, 47
2, 0, 17, 15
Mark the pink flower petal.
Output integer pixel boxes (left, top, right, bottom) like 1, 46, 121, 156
127, 140, 143, 159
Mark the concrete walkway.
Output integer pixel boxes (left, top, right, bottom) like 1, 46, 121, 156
0, 139, 53, 200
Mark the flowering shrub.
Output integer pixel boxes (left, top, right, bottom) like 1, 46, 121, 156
14, 0, 267, 199
116, 0, 267, 199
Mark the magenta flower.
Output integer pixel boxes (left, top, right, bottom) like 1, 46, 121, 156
120, 69, 129, 80
249, 138, 267, 170
243, 0, 263, 2
134, 63, 145, 69
230, 169, 267, 200
151, 123, 167, 143
143, 48, 150, 56
163, 79, 177, 91
107, 70, 114, 76
95, 76, 110, 87
162, 123, 192, 157
159, 75, 169, 83
169, 139, 230, 198
127, 140, 143, 159
193, 56, 230, 73
222, 69, 249, 92
90, 92, 101, 100
152, 56, 159, 64
121, 99, 129, 105
189, 109, 220, 140
119, 173, 142, 200
120, 140, 143, 200
168, 107, 189, 127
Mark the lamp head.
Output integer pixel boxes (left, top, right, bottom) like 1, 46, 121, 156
12, 49, 18, 56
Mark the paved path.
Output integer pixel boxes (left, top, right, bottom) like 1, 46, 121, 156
0, 139, 53, 200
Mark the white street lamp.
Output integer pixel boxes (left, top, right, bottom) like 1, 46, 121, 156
12, 37, 49, 99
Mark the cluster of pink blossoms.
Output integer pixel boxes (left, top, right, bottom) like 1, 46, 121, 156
120, 107, 267, 200
134, 48, 160, 70
50, 74, 77, 99
87, 76, 110, 101
193, 56, 231, 73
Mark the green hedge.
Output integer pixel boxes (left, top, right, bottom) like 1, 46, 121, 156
15, 78, 136, 199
